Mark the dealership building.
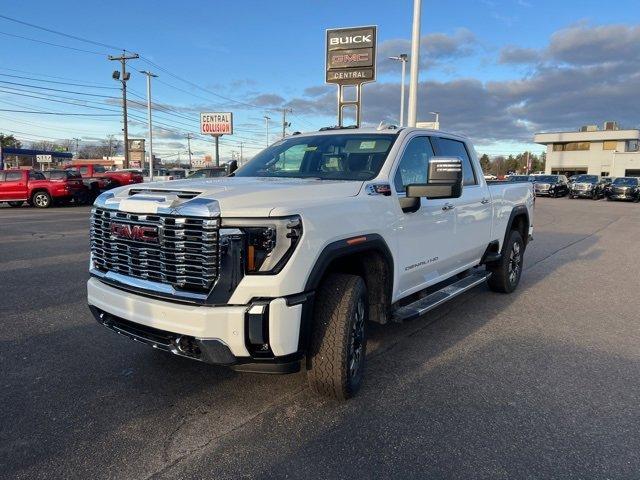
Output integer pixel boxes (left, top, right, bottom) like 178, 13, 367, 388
534, 122, 640, 177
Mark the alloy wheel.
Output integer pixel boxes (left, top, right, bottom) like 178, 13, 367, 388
508, 242, 522, 285
348, 297, 366, 381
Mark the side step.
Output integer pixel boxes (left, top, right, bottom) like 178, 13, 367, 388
391, 271, 492, 323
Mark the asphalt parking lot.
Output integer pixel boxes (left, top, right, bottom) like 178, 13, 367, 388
2, 198, 640, 479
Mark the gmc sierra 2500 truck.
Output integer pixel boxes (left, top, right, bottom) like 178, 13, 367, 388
87, 127, 534, 399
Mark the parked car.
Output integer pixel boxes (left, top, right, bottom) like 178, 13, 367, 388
601, 177, 616, 195
568, 174, 606, 200
507, 175, 532, 182
88, 126, 534, 400
41, 169, 90, 204
188, 167, 230, 178
606, 177, 640, 202
66, 163, 143, 188
531, 174, 569, 197
0, 169, 84, 208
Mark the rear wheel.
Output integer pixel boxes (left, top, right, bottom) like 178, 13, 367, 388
31, 191, 51, 208
307, 273, 368, 400
487, 230, 524, 294
8, 201, 23, 207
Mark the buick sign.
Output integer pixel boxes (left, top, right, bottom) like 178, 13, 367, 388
326, 26, 377, 85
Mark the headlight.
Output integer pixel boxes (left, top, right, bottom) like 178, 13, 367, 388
222, 216, 302, 274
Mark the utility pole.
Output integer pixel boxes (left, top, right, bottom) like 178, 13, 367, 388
407, 0, 422, 127
109, 52, 139, 168
281, 108, 292, 138
389, 54, 408, 126
264, 115, 271, 147
140, 70, 157, 181
186, 133, 193, 168
73, 137, 81, 158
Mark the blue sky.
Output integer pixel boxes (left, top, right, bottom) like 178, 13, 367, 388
0, 0, 639, 160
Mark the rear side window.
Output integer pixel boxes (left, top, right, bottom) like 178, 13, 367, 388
435, 137, 477, 185
29, 171, 46, 180
79, 166, 89, 175
49, 171, 66, 180
5, 171, 22, 181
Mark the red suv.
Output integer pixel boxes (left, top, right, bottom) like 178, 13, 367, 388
0, 169, 88, 208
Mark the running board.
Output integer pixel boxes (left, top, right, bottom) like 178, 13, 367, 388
391, 271, 492, 323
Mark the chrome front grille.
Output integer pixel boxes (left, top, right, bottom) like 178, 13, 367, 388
575, 183, 590, 191
90, 207, 219, 294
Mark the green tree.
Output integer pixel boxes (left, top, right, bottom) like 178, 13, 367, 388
0, 133, 21, 149
479, 153, 491, 173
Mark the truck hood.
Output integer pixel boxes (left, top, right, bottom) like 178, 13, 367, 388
110, 177, 364, 217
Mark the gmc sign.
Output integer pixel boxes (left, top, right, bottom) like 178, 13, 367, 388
110, 222, 159, 243
326, 26, 377, 85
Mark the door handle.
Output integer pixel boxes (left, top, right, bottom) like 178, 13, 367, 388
442, 203, 455, 211
481, 198, 491, 204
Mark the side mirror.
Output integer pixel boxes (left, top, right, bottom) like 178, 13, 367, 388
227, 160, 238, 174
406, 157, 463, 200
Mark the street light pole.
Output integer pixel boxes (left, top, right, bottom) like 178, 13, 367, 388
389, 54, 408, 126
428, 111, 440, 129
264, 115, 271, 147
140, 70, 157, 182
407, 0, 422, 127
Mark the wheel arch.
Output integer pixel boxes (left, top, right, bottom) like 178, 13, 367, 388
503, 205, 530, 251
304, 233, 394, 321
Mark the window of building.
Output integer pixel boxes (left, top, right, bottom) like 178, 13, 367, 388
603, 141, 617, 151
626, 140, 639, 152
601, 172, 610, 177
552, 142, 591, 151
435, 137, 477, 185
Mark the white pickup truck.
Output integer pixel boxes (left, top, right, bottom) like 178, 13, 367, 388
87, 127, 534, 399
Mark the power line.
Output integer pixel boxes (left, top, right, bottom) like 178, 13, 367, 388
0, 30, 107, 55
0, 73, 118, 90
0, 67, 115, 88
0, 14, 125, 51
0, 80, 117, 98
0, 108, 119, 116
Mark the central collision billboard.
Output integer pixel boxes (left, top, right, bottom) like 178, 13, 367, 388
325, 26, 377, 85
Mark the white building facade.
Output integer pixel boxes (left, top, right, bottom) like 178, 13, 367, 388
534, 122, 640, 178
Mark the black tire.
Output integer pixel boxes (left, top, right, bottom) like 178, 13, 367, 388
487, 230, 525, 294
31, 191, 51, 208
307, 273, 368, 400
8, 201, 23, 207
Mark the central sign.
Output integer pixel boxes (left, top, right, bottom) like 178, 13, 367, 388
326, 26, 377, 85
200, 112, 233, 135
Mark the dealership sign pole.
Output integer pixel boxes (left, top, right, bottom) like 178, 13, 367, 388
325, 25, 377, 127
201, 112, 233, 166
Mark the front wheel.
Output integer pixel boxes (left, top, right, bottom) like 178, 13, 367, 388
487, 230, 525, 294
307, 273, 368, 400
31, 191, 52, 208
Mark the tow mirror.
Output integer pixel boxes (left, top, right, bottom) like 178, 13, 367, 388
406, 157, 463, 200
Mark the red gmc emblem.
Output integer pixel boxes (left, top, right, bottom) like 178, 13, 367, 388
110, 222, 158, 243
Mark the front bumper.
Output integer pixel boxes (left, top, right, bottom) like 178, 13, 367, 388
608, 193, 636, 200
570, 189, 595, 197
87, 278, 310, 373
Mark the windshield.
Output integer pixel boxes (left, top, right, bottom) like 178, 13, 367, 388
613, 177, 638, 186
573, 175, 598, 184
533, 175, 559, 183
234, 133, 397, 181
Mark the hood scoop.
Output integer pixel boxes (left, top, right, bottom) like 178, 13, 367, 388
113, 192, 182, 214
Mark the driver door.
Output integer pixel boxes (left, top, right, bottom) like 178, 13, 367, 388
392, 136, 458, 298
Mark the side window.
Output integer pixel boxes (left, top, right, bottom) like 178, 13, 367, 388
394, 137, 434, 193
5, 171, 22, 181
436, 137, 477, 185
79, 166, 89, 175
29, 171, 45, 180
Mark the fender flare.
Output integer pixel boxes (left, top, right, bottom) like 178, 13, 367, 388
304, 233, 394, 292
502, 204, 530, 251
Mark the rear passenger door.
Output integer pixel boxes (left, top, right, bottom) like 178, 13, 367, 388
1, 171, 27, 200
432, 137, 492, 269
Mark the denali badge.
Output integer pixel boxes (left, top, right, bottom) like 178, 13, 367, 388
110, 222, 158, 243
